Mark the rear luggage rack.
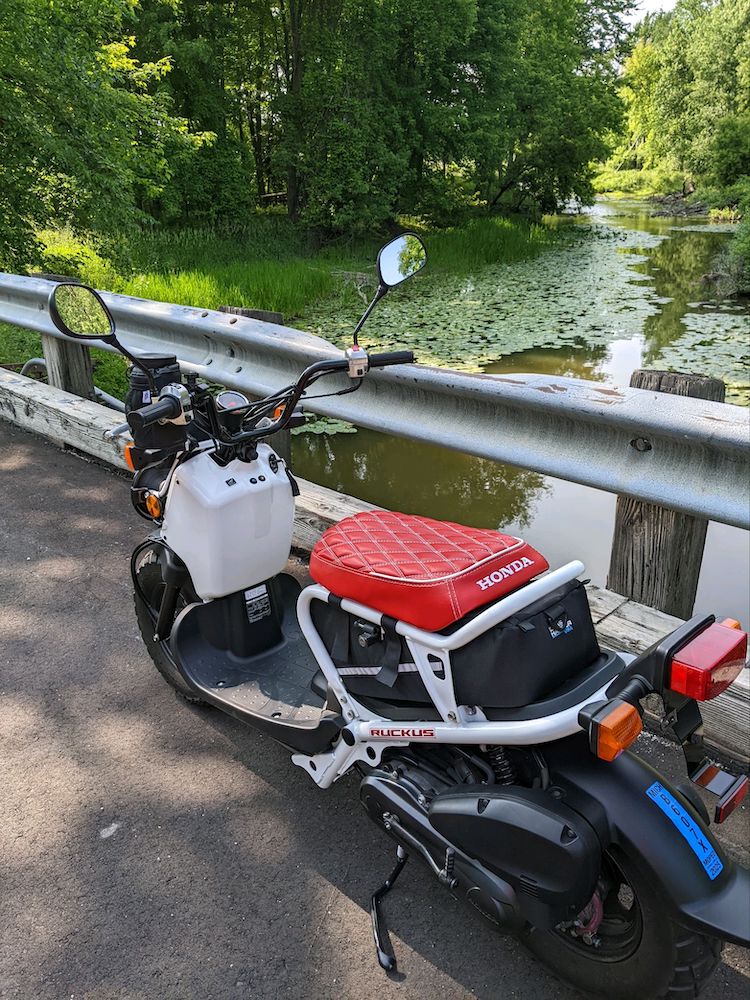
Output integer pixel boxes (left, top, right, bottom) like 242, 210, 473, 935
326, 561, 586, 653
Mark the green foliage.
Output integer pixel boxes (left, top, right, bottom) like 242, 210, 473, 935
709, 207, 743, 223
607, 0, 750, 182
293, 416, 357, 436
592, 165, 683, 196
462, 0, 628, 214
696, 178, 750, 212
600, 0, 750, 266
12, 0, 749, 316
422, 218, 555, 272
124, 259, 335, 316
0, 0, 195, 270
0, 0, 632, 262
730, 217, 750, 270
38, 231, 125, 290
0, 323, 42, 367
708, 115, 750, 189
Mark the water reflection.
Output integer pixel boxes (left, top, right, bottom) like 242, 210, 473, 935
296, 201, 750, 622
294, 429, 548, 529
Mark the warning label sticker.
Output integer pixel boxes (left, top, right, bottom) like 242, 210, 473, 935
244, 584, 271, 624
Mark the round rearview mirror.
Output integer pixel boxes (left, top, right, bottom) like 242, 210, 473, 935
49, 283, 115, 342
377, 233, 427, 288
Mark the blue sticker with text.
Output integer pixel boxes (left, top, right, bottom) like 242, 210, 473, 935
646, 782, 723, 880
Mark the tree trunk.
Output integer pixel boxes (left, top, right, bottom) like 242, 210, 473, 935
285, 0, 304, 222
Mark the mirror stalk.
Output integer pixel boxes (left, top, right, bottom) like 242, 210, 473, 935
352, 285, 387, 347
112, 337, 157, 393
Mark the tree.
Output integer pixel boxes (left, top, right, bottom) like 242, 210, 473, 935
616, 0, 750, 179
464, 0, 627, 213
0, 0, 194, 269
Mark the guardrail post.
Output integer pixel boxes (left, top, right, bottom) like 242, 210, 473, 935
40, 333, 95, 400
607, 370, 726, 618
218, 305, 291, 465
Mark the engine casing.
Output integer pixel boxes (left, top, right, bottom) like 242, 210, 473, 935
429, 786, 601, 928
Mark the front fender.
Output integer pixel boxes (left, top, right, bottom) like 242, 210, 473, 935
543, 734, 750, 947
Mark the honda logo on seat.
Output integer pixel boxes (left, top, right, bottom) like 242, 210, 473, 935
476, 557, 535, 591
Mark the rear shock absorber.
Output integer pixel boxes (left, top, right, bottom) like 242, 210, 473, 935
488, 745, 516, 785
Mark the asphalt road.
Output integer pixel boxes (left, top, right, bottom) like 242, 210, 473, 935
1, 420, 748, 1000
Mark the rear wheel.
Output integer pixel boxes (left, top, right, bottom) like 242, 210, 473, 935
132, 541, 205, 704
520, 848, 722, 1000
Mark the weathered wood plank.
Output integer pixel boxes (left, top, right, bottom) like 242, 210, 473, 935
585, 585, 629, 624
1, 366, 746, 763
595, 598, 684, 656
0, 367, 128, 467
291, 483, 379, 554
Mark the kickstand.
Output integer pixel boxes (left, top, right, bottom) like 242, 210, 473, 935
371, 845, 408, 972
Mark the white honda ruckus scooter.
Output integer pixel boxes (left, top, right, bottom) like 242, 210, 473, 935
49, 234, 749, 999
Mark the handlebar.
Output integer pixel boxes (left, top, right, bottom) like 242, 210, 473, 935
127, 394, 181, 432
368, 351, 415, 367
138, 348, 415, 447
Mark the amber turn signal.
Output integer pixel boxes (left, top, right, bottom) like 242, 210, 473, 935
145, 493, 163, 519
720, 618, 742, 630
124, 442, 137, 472
594, 701, 643, 761
579, 698, 643, 762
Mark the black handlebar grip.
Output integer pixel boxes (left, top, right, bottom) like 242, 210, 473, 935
368, 351, 415, 367
127, 394, 181, 431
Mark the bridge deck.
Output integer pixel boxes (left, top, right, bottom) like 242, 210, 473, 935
1, 416, 748, 999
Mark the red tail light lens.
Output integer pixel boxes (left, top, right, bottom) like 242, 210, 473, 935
668, 622, 747, 701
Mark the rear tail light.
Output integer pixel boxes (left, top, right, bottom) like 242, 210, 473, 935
668, 621, 747, 701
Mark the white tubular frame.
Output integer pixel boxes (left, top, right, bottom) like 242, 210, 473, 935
293, 562, 613, 788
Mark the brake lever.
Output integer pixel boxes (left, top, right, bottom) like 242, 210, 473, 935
104, 422, 131, 441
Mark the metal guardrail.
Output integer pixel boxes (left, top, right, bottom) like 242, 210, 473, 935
1, 271, 749, 529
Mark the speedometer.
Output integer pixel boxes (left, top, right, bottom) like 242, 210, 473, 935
216, 390, 249, 411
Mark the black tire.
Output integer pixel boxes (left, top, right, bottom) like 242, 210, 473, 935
132, 542, 206, 704
520, 848, 723, 1000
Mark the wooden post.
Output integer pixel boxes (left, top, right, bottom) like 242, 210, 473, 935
218, 305, 291, 465
218, 305, 284, 325
607, 370, 726, 619
40, 333, 95, 400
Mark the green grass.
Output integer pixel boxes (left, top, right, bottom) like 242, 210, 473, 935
409, 216, 554, 272
0, 321, 130, 399
2, 212, 557, 402
592, 165, 684, 198
0, 322, 42, 365
123, 259, 336, 317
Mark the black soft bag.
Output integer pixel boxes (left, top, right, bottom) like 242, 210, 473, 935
311, 579, 601, 711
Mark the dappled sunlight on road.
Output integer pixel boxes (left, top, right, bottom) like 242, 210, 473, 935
1, 420, 748, 1000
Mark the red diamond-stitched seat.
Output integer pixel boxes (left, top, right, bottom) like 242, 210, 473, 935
310, 511, 549, 632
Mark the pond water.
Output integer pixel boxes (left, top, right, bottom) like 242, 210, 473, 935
295, 201, 750, 622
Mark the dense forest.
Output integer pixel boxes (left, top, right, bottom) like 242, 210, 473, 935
1, 0, 633, 269
0, 1, 747, 277
596, 0, 750, 268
